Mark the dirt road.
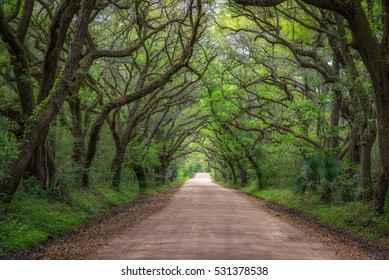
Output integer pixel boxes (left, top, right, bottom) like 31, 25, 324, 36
90, 173, 338, 259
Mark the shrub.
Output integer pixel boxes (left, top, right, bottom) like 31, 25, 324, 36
294, 152, 341, 202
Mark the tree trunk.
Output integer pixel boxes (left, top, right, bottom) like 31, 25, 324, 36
238, 161, 248, 186
348, 129, 360, 164
27, 140, 61, 188
0, 0, 98, 203
37, 0, 80, 104
361, 123, 376, 201
111, 147, 125, 190
246, 152, 262, 189
226, 160, 237, 185
169, 166, 178, 182
24, 0, 81, 189
157, 157, 169, 185
361, 143, 373, 200
372, 71, 389, 214
342, 1, 389, 215
68, 94, 88, 188
329, 100, 340, 155
373, 172, 388, 214
69, 95, 86, 165
81, 107, 111, 188
132, 164, 147, 189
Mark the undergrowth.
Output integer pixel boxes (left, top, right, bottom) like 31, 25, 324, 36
0, 176, 185, 258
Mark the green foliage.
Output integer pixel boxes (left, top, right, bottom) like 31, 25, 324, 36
0, 0, 388, 257
22, 176, 47, 197
337, 161, 363, 201
177, 152, 209, 179
294, 152, 341, 200
0, 117, 18, 172
0, 191, 87, 255
261, 146, 297, 189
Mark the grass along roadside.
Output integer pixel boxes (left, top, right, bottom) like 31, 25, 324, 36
0, 177, 188, 258
223, 183, 389, 241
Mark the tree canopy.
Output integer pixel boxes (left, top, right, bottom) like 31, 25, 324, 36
0, 0, 388, 222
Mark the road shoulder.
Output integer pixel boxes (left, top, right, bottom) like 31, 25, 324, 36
5, 183, 182, 260
232, 188, 389, 260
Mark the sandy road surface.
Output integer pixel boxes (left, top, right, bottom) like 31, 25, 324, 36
90, 173, 338, 259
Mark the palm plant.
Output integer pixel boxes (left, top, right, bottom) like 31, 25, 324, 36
294, 152, 341, 202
